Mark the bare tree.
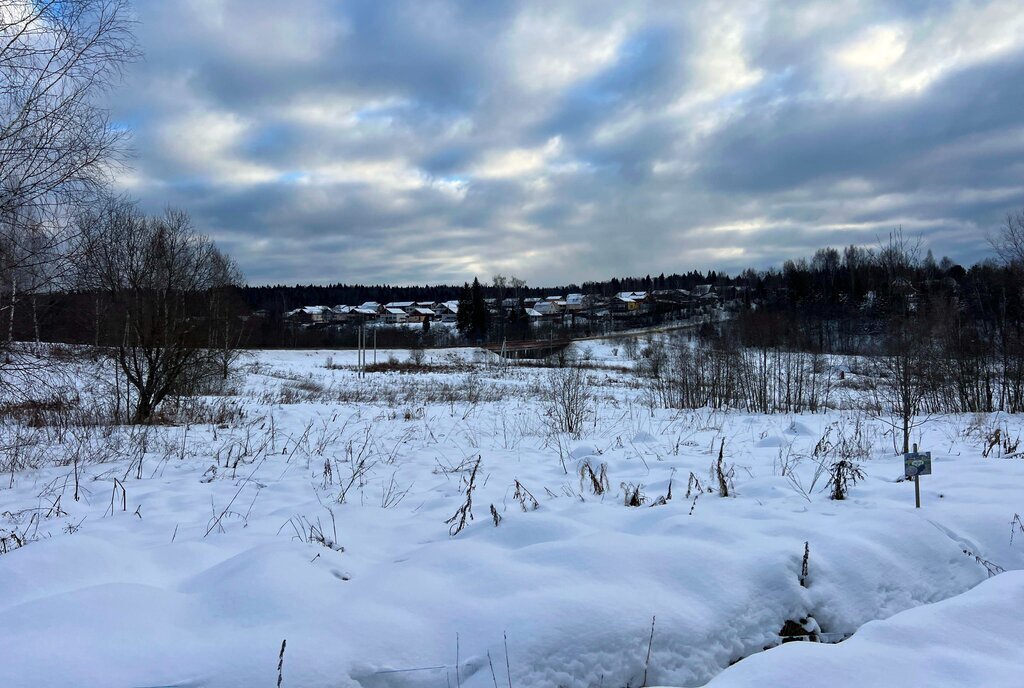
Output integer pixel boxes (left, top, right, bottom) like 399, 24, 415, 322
0, 0, 136, 383
77, 200, 244, 422
871, 321, 934, 454
207, 251, 249, 381
991, 208, 1024, 270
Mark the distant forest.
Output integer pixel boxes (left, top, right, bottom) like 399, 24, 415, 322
239, 270, 729, 315
17, 228, 1024, 366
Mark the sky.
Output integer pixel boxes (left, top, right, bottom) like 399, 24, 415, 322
108, 0, 1024, 287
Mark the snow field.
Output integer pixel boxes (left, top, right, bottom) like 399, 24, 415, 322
0, 345, 1022, 687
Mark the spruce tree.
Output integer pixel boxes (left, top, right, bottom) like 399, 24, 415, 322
456, 282, 473, 334
470, 277, 489, 341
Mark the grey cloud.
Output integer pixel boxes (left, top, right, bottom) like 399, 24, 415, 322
109, 0, 1024, 285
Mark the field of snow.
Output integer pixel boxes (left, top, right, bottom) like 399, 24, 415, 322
1, 343, 1022, 687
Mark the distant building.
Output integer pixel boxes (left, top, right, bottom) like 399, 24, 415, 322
382, 308, 408, 324
285, 305, 331, 323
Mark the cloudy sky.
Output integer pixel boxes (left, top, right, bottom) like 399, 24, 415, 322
108, 0, 1024, 286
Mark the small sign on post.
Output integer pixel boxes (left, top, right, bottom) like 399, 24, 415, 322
904, 444, 931, 508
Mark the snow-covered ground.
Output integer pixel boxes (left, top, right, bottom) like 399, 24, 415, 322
702, 569, 1024, 688
1, 344, 1022, 687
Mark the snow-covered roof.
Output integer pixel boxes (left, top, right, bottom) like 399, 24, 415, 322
385, 308, 407, 316
566, 294, 584, 305
289, 305, 329, 315
359, 302, 380, 310
386, 301, 415, 308
524, 308, 543, 317
412, 308, 434, 315
353, 308, 378, 315
332, 305, 351, 313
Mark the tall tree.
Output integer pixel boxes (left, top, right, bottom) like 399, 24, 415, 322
0, 0, 136, 389
77, 200, 243, 422
470, 277, 488, 341
456, 282, 473, 335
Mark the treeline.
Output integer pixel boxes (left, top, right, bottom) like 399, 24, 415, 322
627, 225, 1024, 439
239, 271, 739, 315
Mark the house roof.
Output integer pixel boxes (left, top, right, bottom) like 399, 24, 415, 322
295, 305, 328, 314
386, 301, 415, 308
524, 308, 543, 317
385, 308, 407, 315
412, 307, 434, 315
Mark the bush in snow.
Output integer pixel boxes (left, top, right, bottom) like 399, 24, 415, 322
711, 439, 735, 497
578, 460, 610, 496
826, 459, 866, 500
621, 482, 645, 506
543, 364, 592, 438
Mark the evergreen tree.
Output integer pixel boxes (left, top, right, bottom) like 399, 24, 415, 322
456, 283, 473, 334
470, 277, 489, 341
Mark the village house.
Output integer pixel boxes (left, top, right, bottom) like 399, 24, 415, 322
433, 301, 459, 322
348, 307, 379, 323
407, 307, 435, 323
385, 301, 420, 315
564, 293, 585, 311
285, 305, 331, 323
381, 308, 408, 324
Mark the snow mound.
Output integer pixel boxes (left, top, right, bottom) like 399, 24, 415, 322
785, 420, 815, 436
703, 571, 1024, 688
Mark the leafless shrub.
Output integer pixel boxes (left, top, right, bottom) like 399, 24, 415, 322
380, 471, 411, 508
490, 504, 502, 527
578, 459, 609, 496
512, 479, 539, 511
621, 482, 645, 507
962, 547, 1005, 577
711, 439, 734, 497
685, 471, 711, 498
0, 509, 42, 555
811, 420, 870, 500
446, 455, 481, 536
982, 423, 1020, 458
826, 459, 866, 500
543, 364, 592, 438
338, 438, 376, 505
284, 512, 343, 552
408, 346, 427, 367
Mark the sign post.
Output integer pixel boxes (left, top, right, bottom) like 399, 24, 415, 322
903, 443, 931, 508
